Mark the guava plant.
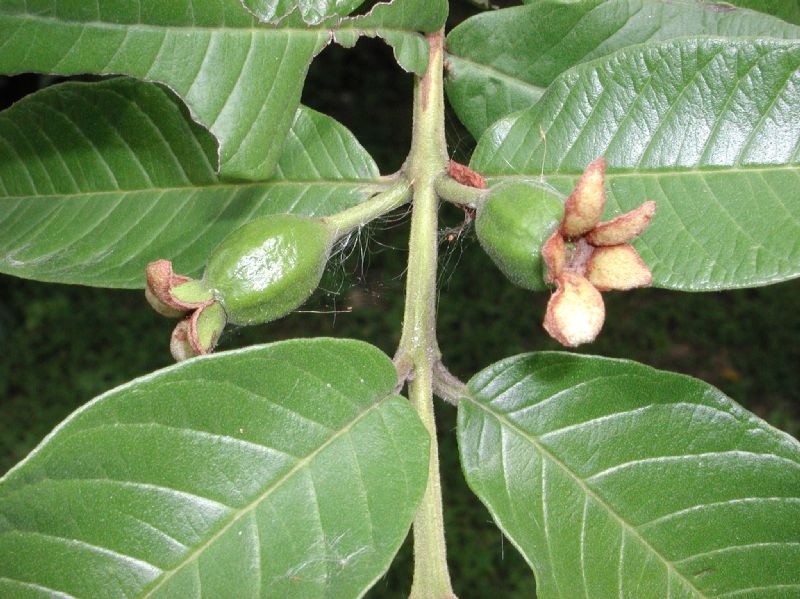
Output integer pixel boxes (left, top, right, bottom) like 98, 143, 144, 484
1, 0, 799, 597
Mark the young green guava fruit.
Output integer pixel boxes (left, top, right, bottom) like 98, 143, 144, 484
203, 214, 335, 326
475, 181, 565, 291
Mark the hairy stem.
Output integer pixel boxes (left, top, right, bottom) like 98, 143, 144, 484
397, 30, 456, 599
432, 362, 469, 406
322, 177, 412, 240
434, 174, 486, 207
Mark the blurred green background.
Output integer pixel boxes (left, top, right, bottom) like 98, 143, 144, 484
1, 4, 798, 597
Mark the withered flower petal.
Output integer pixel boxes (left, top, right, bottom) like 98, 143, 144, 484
145, 259, 193, 317
169, 303, 227, 362
187, 302, 227, 358
587, 245, 652, 291
542, 229, 566, 283
586, 200, 656, 246
170, 319, 197, 362
543, 272, 605, 347
562, 157, 607, 238
540, 157, 655, 347
144, 258, 214, 317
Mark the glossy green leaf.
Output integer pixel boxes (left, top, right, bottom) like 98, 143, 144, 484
241, 0, 368, 25
446, 0, 800, 137
0, 338, 429, 599
0, 78, 383, 288
724, 0, 800, 25
471, 38, 800, 290
459, 352, 800, 599
0, 0, 334, 181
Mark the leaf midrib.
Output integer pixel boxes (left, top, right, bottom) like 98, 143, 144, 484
1, 12, 428, 37
142, 393, 395, 598
484, 163, 800, 179
445, 53, 545, 96
0, 179, 388, 201
463, 393, 710, 599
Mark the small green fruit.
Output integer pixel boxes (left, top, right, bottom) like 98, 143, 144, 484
203, 214, 335, 325
476, 181, 564, 291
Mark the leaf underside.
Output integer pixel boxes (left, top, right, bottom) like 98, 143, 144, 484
0, 338, 429, 599
459, 352, 800, 599
446, 0, 800, 138
0, 0, 447, 182
331, 0, 448, 74
0, 0, 331, 180
471, 38, 800, 290
0, 78, 382, 288
241, 0, 368, 26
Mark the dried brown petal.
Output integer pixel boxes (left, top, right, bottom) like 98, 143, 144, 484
145, 286, 185, 318
587, 245, 652, 291
170, 319, 198, 362
448, 160, 488, 189
562, 157, 607, 238
586, 200, 656, 246
145, 259, 195, 315
543, 272, 605, 347
542, 229, 566, 283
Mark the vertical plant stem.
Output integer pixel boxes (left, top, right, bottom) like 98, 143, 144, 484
397, 30, 455, 599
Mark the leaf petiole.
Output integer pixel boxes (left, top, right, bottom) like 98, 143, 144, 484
434, 174, 486, 208
322, 177, 413, 239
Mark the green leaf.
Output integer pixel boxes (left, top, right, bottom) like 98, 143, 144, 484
0, 338, 429, 599
0, 0, 333, 181
459, 352, 800, 599
0, 0, 446, 184
241, 0, 368, 25
0, 78, 383, 288
241, 0, 448, 74
723, 0, 800, 25
446, 0, 800, 138
332, 0, 449, 74
471, 38, 800, 290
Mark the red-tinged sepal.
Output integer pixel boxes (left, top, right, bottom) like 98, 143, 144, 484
145, 260, 213, 317
145, 260, 192, 317
169, 302, 227, 362
587, 245, 652, 291
188, 302, 226, 357
448, 160, 488, 189
562, 157, 606, 238
543, 272, 605, 347
586, 200, 656, 246
542, 229, 566, 283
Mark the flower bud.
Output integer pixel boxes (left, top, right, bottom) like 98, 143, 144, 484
475, 181, 564, 291
203, 214, 335, 326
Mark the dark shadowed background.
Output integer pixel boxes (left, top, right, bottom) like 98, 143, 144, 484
1, 3, 798, 597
